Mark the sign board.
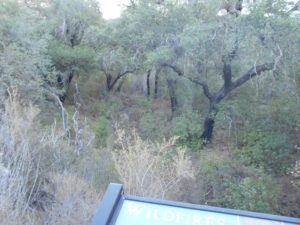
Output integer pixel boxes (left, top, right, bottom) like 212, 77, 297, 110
91, 183, 300, 225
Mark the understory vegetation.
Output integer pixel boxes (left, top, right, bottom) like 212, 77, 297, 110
0, 0, 300, 224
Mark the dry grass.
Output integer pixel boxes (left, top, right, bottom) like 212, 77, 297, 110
0, 94, 46, 224
0, 93, 101, 225
113, 127, 195, 199
44, 173, 101, 225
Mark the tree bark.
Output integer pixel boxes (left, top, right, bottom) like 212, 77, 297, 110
106, 74, 113, 91
59, 70, 74, 103
154, 67, 162, 99
167, 79, 178, 117
146, 69, 151, 97
200, 116, 215, 142
116, 78, 125, 93
154, 71, 159, 99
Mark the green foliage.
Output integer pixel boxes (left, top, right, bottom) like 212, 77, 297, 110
94, 116, 112, 147
48, 0, 101, 45
138, 111, 169, 140
173, 111, 204, 151
1, 0, 300, 220
199, 153, 243, 200
236, 124, 295, 175
48, 41, 97, 72
146, 46, 176, 65
96, 97, 124, 119
199, 152, 283, 215
98, 46, 138, 75
0, 0, 58, 102
266, 92, 300, 130
219, 174, 280, 214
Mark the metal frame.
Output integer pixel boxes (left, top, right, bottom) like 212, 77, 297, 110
91, 183, 300, 225
90, 183, 123, 225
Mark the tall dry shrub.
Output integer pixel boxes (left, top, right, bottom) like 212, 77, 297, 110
44, 174, 101, 225
0, 94, 50, 224
113, 128, 195, 199
0, 94, 100, 225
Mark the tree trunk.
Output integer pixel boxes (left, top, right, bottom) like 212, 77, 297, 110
116, 78, 124, 93
146, 69, 151, 97
59, 70, 74, 103
106, 74, 113, 92
200, 101, 217, 143
154, 72, 159, 99
200, 116, 215, 142
167, 79, 178, 117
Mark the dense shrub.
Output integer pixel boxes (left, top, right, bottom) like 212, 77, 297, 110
173, 111, 204, 151
138, 111, 169, 140
219, 174, 280, 214
237, 125, 295, 175
94, 116, 113, 147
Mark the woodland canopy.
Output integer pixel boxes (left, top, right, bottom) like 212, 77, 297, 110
0, 0, 299, 224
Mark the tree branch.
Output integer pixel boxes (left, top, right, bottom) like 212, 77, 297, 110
214, 45, 282, 104
161, 63, 183, 76
119, 70, 134, 78
161, 63, 213, 101
109, 70, 135, 90
231, 63, 274, 90
184, 77, 214, 101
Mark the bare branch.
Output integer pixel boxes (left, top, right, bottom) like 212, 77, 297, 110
231, 63, 274, 90
161, 63, 183, 76
161, 63, 213, 101
119, 70, 135, 78
49, 92, 69, 133
231, 45, 282, 90
109, 70, 135, 90
184, 77, 214, 101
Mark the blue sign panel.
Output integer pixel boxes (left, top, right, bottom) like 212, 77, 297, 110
114, 200, 296, 225
90, 183, 300, 225
115, 200, 238, 225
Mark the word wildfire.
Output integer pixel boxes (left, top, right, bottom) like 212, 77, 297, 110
114, 201, 296, 225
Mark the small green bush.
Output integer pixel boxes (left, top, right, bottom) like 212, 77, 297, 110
97, 97, 124, 119
138, 111, 169, 140
172, 111, 204, 151
237, 125, 295, 175
199, 153, 250, 202
219, 174, 280, 214
94, 116, 112, 147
